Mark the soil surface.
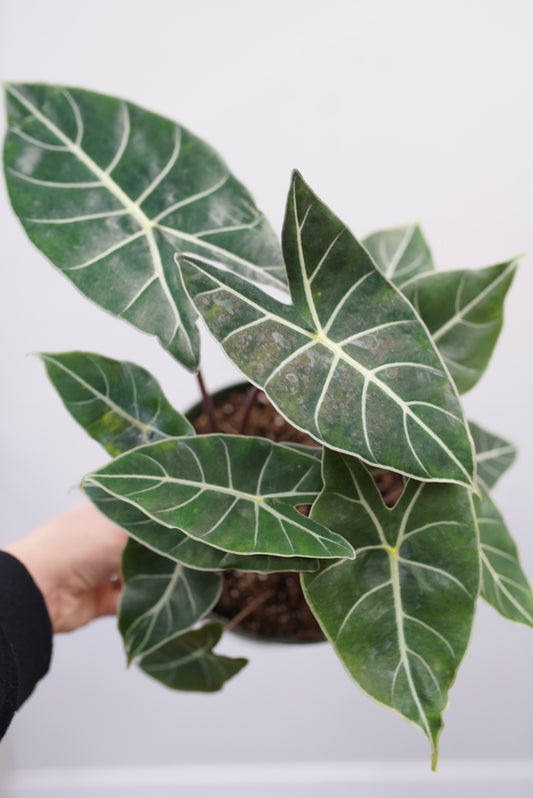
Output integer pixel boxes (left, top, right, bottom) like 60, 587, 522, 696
190, 384, 404, 642
191, 385, 323, 642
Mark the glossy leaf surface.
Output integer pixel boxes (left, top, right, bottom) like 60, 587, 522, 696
402, 261, 517, 393
86, 485, 319, 573
83, 435, 353, 559
180, 172, 475, 487
4, 83, 285, 369
302, 451, 479, 767
363, 223, 434, 287
119, 539, 222, 659
140, 622, 247, 691
38, 351, 193, 456
470, 421, 517, 488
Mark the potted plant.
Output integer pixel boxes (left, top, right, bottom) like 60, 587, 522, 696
3, 83, 531, 769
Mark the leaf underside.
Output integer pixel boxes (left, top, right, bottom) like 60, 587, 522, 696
83, 435, 353, 559
180, 171, 475, 487
38, 351, 194, 456
4, 83, 285, 369
119, 539, 222, 659
302, 451, 479, 767
139, 622, 247, 692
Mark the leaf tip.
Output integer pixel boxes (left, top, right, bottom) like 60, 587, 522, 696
1, 81, 17, 101
344, 543, 357, 561
80, 474, 98, 495
289, 169, 309, 197
290, 167, 304, 183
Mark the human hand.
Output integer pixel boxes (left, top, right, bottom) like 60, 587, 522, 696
3, 503, 128, 633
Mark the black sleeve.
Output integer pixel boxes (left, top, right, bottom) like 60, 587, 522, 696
0, 551, 53, 740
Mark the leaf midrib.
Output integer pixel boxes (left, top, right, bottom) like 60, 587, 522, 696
341, 464, 435, 755
369, 478, 436, 755
477, 477, 533, 625
480, 545, 533, 624
384, 223, 417, 279
84, 473, 344, 556
39, 353, 173, 443
426, 261, 517, 343
7, 84, 182, 347
192, 259, 472, 486
89, 470, 317, 506
7, 85, 287, 299
476, 444, 517, 464
127, 564, 186, 655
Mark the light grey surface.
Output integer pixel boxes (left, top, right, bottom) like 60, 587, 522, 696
1, 0, 532, 781
3, 761, 533, 798
4, 779, 533, 798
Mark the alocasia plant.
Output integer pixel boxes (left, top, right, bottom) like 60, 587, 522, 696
3, 82, 531, 768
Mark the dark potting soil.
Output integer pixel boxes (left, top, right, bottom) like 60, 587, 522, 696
191, 385, 404, 642
191, 385, 323, 642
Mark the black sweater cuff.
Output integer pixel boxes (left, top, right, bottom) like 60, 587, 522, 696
0, 551, 52, 737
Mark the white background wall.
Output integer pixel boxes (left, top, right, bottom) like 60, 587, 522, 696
1, 0, 532, 793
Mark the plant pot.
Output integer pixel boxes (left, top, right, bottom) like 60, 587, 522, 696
186, 382, 325, 644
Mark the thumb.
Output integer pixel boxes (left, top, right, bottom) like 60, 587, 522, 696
95, 578, 123, 618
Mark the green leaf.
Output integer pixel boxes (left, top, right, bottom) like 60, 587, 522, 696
86, 485, 319, 573
37, 351, 193, 456
119, 539, 222, 659
363, 223, 434, 287
402, 261, 518, 393
83, 435, 353, 559
3, 83, 285, 370
180, 171, 475, 487
467, 423, 531, 625
470, 421, 517, 488
302, 451, 479, 768
477, 480, 533, 627
140, 622, 247, 692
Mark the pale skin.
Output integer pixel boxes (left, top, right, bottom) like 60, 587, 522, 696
3, 503, 128, 634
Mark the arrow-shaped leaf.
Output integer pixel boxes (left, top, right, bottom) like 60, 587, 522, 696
86, 485, 319, 573
38, 351, 194, 456
140, 622, 247, 692
83, 435, 353, 559
180, 172, 475, 487
402, 261, 518, 393
476, 480, 533, 627
362, 223, 434, 287
302, 451, 479, 768
119, 539, 222, 659
3, 84, 285, 370
470, 421, 517, 488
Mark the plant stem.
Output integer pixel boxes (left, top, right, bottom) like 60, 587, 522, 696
223, 588, 275, 633
238, 386, 260, 435
196, 370, 217, 433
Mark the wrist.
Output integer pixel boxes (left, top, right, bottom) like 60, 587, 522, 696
3, 537, 62, 632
